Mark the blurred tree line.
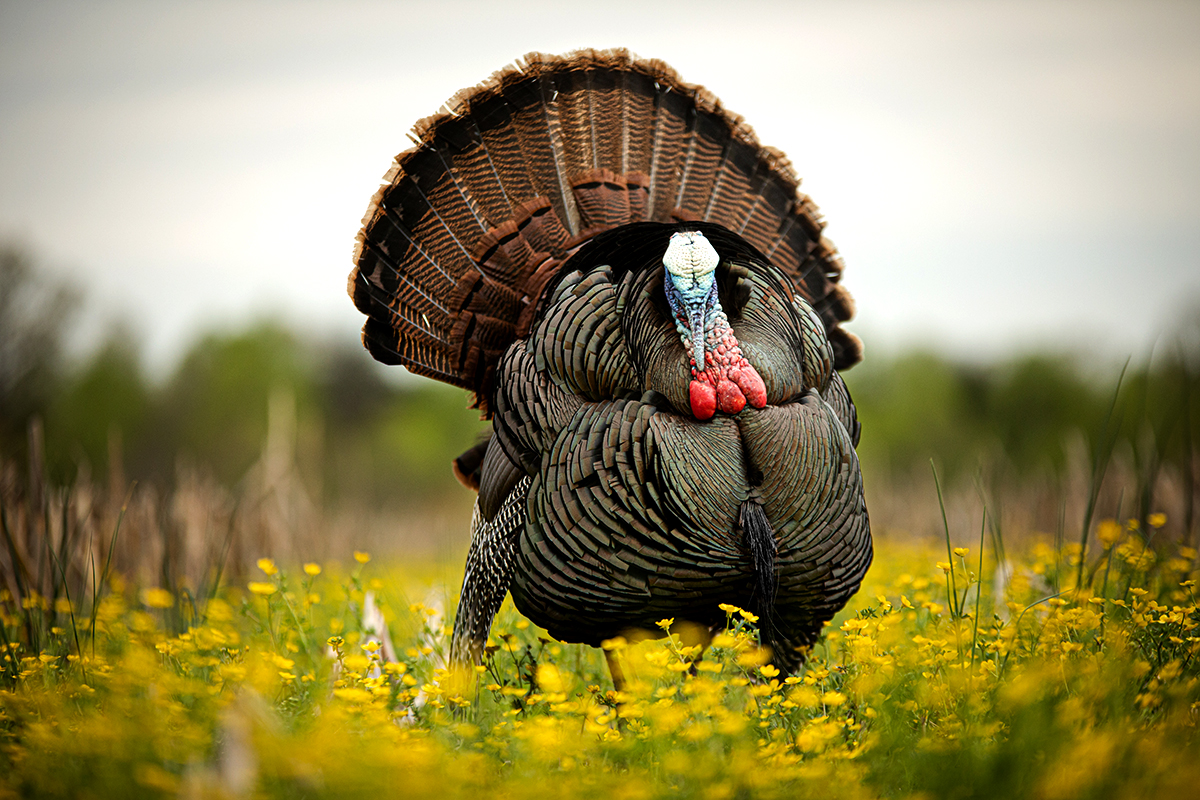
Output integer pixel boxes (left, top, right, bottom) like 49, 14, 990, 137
1, 243, 1197, 524
844, 337, 1197, 491
844, 351, 1109, 478
0, 245, 488, 513
843, 325, 1199, 541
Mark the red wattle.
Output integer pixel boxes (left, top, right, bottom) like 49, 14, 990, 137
736, 365, 768, 409
689, 380, 716, 420
716, 378, 746, 414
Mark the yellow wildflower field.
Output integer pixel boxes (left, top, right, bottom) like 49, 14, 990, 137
1, 526, 1197, 798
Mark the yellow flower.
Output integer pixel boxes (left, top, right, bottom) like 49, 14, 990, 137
718, 603, 742, 614
256, 558, 278, 576
656, 617, 675, 630
736, 648, 770, 668
1097, 519, 1123, 547
788, 685, 820, 708
1148, 512, 1167, 528
821, 691, 846, 707
303, 562, 321, 576
953, 547, 969, 557
536, 663, 565, 693
936, 561, 951, 573
248, 582, 277, 596
343, 654, 371, 672
738, 609, 760, 623
140, 588, 174, 609
759, 664, 780, 678
353, 551, 371, 564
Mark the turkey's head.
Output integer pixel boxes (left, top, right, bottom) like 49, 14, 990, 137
663, 231, 767, 420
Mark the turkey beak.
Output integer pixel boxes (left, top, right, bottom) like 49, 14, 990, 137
689, 307, 707, 373
662, 230, 720, 375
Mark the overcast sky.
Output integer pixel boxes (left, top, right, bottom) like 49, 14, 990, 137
2, 0, 1198, 373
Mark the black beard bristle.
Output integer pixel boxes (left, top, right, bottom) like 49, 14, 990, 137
740, 498, 778, 639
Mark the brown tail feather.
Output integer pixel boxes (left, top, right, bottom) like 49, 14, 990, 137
350, 48, 862, 414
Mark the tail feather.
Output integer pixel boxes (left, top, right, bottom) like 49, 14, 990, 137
587, 65, 627, 172
472, 96, 539, 213
393, 147, 485, 260
704, 136, 761, 230
525, 56, 583, 236
350, 48, 863, 413
486, 76, 574, 233
570, 170, 648, 235
440, 115, 517, 227
619, 67, 658, 178
553, 64, 598, 177
678, 109, 732, 215
737, 162, 794, 249
645, 87, 691, 222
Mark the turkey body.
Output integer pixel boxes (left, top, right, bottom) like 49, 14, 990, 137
348, 50, 871, 672
492, 223, 868, 669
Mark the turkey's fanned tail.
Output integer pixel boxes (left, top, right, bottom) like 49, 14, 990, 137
350, 49, 861, 414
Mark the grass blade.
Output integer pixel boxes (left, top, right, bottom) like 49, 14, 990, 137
1077, 358, 1130, 590
931, 460, 959, 618
90, 482, 135, 647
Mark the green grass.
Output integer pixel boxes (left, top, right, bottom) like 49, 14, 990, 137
1, 522, 1197, 799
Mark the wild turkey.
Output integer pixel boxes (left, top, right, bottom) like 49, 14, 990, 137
348, 49, 871, 673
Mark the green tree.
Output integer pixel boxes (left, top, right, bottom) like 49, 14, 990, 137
45, 326, 149, 482
151, 322, 312, 484
0, 246, 78, 463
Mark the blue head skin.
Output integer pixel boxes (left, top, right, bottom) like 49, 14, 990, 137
663, 231, 721, 372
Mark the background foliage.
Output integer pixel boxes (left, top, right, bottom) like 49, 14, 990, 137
1, 242, 1199, 798
3, 244, 1197, 533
